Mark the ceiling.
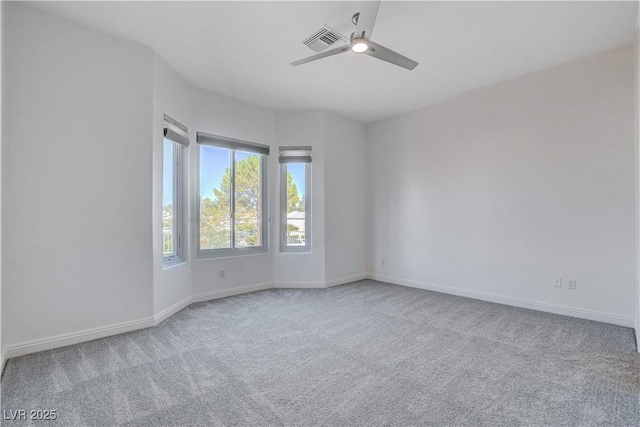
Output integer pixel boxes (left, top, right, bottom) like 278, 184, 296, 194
33, 1, 638, 123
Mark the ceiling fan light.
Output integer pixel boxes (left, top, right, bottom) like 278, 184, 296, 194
351, 40, 369, 53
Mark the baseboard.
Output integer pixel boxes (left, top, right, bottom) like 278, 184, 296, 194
274, 273, 368, 289
325, 273, 368, 288
273, 281, 326, 289
191, 282, 274, 303
154, 295, 192, 325
3, 283, 277, 361
4, 316, 156, 360
369, 274, 635, 328
1, 348, 6, 375
0, 274, 363, 361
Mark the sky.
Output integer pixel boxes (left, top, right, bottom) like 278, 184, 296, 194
163, 140, 305, 207
163, 139, 174, 207
199, 145, 231, 201
286, 162, 306, 203
198, 145, 306, 203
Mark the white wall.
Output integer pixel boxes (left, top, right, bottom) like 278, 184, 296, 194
153, 62, 364, 315
5, 2, 634, 357
152, 56, 193, 315
272, 111, 369, 287
0, 0, 4, 368
324, 113, 368, 282
189, 87, 277, 296
3, 2, 155, 344
368, 45, 637, 325
635, 21, 640, 346
1, 3, 368, 355
273, 111, 326, 285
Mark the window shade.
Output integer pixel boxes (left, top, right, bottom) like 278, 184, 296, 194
279, 146, 312, 163
197, 132, 270, 155
163, 114, 190, 147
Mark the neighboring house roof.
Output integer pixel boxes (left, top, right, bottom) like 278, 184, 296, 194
287, 211, 306, 232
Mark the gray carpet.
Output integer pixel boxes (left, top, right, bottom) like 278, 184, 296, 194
2, 280, 639, 426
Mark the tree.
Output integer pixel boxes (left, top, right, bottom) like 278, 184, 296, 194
162, 203, 173, 230
210, 156, 261, 215
163, 203, 174, 254
199, 195, 230, 249
286, 172, 301, 212
199, 156, 304, 249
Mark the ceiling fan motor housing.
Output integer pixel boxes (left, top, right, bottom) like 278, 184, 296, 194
352, 12, 360, 25
291, 1, 419, 70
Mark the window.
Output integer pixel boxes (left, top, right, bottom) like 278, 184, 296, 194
162, 115, 189, 266
197, 132, 269, 258
280, 146, 311, 252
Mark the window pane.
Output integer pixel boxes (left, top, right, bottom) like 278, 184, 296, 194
163, 139, 176, 257
285, 163, 306, 247
235, 151, 261, 247
200, 145, 231, 250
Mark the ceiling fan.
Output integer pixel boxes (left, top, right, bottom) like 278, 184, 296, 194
291, 1, 418, 70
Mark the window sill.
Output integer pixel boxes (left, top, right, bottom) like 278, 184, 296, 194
197, 248, 269, 261
280, 245, 312, 254
163, 260, 188, 270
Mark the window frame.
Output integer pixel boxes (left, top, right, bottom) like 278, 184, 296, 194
163, 138, 187, 267
280, 162, 311, 253
196, 136, 269, 259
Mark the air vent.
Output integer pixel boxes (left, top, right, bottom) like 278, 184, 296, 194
302, 26, 347, 52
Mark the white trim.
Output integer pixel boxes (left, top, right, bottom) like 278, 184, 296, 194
3, 274, 634, 362
636, 28, 640, 353
2, 283, 275, 361
274, 273, 368, 289
196, 146, 269, 261
280, 162, 311, 253
191, 282, 274, 303
325, 273, 368, 288
369, 274, 635, 328
4, 316, 156, 360
154, 295, 192, 325
3, 283, 276, 361
273, 280, 326, 289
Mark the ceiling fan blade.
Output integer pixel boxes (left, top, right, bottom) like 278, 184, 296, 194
291, 45, 350, 66
366, 40, 419, 70
354, 1, 381, 39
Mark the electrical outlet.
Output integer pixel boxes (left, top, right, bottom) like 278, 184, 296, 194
554, 277, 562, 288
220, 269, 225, 278
567, 279, 576, 290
